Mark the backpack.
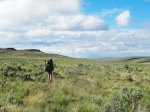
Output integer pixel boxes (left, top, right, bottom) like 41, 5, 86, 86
45, 61, 54, 72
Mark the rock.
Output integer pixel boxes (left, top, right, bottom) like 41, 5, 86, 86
0, 48, 16, 51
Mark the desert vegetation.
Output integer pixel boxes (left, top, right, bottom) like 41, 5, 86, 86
0, 50, 150, 112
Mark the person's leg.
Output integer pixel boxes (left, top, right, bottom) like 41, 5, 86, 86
50, 74, 52, 81
48, 73, 50, 80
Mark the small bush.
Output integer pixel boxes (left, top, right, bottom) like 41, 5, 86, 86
126, 74, 133, 82
78, 63, 84, 67
0, 106, 9, 112
7, 94, 14, 104
124, 64, 129, 71
20, 73, 33, 81
94, 98, 102, 106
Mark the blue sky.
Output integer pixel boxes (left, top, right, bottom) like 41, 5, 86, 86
83, 0, 150, 28
0, 0, 150, 58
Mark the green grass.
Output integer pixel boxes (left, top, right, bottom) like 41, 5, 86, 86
0, 51, 150, 112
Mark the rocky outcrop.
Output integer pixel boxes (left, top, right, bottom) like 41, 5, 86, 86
0, 48, 41, 52
0, 48, 17, 52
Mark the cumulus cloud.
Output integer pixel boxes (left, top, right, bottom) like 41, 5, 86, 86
26, 15, 108, 32
0, 0, 108, 31
0, 0, 80, 28
116, 10, 131, 26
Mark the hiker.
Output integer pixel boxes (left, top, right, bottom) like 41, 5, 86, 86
45, 59, 54, 81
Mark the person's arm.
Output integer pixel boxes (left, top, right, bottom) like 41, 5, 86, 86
51, 61, 54, 71
45, 60, 47, 67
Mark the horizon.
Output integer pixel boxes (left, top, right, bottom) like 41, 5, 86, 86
1, 47, 150, 59
0, 0, 150, 58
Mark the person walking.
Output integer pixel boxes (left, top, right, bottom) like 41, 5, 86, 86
45, 59, 54, 82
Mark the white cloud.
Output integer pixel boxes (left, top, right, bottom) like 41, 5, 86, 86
26, 29, 150, 58
81, 15, 108, 30
99, 8, 125, 17
0, 0, 108, 31
25, 15, 108, 33
116, 10, 131, 26
0, 0, 80, 28
1, 28, 150, 58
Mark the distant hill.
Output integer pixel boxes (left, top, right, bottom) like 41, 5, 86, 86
119, 56, 150, 64
99, 56, 150, 64
0, 47, 70, 59
0, 48, 41, 52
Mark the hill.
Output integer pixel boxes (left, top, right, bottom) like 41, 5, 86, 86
118, 56, 150, 64
98, 56, 150, 64
0, 49, 150, 112
0, 48, 41, 52
0, 48, 70, 59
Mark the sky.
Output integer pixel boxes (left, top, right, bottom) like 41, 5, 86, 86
0, 0, 150, 58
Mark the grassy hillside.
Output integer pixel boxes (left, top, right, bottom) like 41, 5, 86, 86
101, 56, 150, 64
0, 51, 150, 112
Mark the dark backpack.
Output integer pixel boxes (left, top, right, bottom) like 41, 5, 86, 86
45, 61, 54, 72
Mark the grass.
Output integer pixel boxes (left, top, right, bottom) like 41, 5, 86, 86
0, 51, 150, 112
